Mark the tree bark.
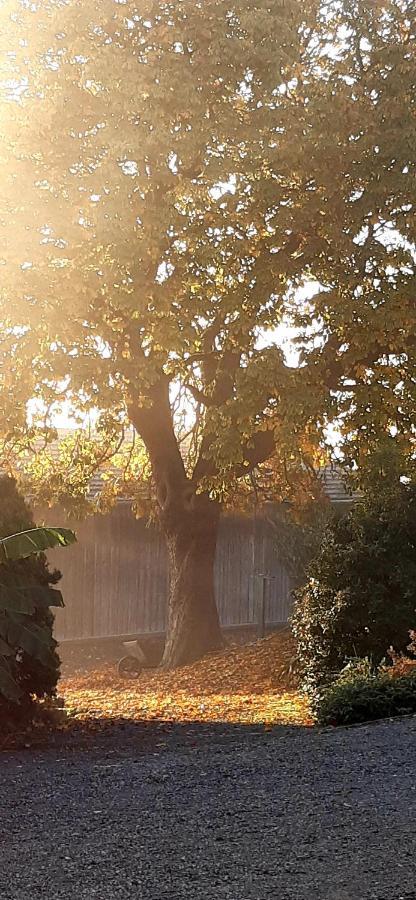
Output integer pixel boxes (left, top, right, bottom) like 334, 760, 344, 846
161, 494, 223, 669
129, 387, 223, 669
129, 376, 276, 669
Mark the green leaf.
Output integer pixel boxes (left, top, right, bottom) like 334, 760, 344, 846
0, 657, 22, 702
0, 527, 76, 563
24, 586, 65, 609
0, 636, 13, 656
3, 615, 57, 670
0, 583, 36, 614
0, 583, 65, 614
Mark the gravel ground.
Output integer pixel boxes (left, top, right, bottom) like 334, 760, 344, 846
1, 717, 416, 900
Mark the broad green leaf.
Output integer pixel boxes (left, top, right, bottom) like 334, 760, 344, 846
0, 584, 36, 614
23, 586, 65, 609
4, 615, 57, 670
0, 636, 13, 656
0, 583, 64, 614
0, 657, 22, 702
0, 528, 76, 563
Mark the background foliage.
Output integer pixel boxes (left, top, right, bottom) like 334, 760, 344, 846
269, 491, 334, 589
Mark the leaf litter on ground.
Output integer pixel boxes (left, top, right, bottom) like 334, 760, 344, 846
61, 630, 312, 728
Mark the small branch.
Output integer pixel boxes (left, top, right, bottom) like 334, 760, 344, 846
185, 381, 213, 407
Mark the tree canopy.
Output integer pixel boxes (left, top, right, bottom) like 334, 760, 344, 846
0, 0, 414, 502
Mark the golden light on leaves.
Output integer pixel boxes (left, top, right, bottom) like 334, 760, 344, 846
61, 631, 312, 727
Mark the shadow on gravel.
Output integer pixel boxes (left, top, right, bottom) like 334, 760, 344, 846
1, 715, 309, 756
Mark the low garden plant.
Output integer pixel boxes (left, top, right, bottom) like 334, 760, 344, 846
315, 665, 416, 727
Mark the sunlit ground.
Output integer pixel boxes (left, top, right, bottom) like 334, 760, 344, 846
61, 631, 313, 727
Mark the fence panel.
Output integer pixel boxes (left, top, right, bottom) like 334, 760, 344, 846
40, 505, 291, 640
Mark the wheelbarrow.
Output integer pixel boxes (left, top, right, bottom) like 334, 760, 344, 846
117, 640, 148, 679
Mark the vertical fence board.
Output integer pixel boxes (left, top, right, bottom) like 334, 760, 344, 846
40, 505, 291, 641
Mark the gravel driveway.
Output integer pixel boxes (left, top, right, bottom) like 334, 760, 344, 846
1, 718, 415, 900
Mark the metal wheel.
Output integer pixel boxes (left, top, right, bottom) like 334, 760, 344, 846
117, 655, 143, 679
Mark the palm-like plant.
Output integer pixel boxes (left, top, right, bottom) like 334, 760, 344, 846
0, 527, 76, 702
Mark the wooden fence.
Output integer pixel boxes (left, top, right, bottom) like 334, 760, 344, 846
40, 503, 292, 641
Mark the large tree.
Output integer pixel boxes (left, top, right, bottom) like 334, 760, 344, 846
0, 0, 414, 666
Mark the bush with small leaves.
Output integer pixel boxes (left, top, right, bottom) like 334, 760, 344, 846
293, 482, 416, 701
316, 669, 416, 727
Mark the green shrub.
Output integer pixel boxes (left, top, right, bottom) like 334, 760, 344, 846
0, 477, 68, 720
316, 670, 416, 726
293, 482, 416, 700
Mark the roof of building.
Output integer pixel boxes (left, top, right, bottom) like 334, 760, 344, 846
318, 465, 359, 505
6, 429, 359, 507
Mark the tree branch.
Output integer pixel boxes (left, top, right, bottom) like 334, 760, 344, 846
128, 376, 188, 510
192, 427, 276, 485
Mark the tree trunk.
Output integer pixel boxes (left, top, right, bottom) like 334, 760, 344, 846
161, 495, 223, 669
128, 388, 223, 669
